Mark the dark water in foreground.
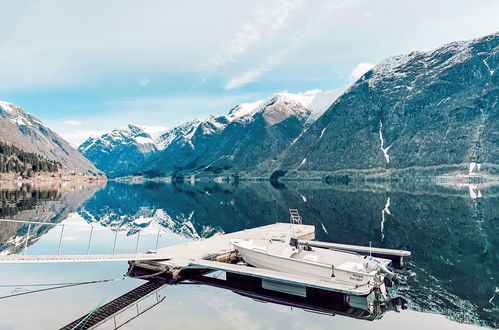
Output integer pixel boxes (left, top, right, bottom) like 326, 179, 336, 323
0, 181, 497, 329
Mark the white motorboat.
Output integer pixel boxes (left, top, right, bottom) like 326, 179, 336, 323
230, 237, 396, 286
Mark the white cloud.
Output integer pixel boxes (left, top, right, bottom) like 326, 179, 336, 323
224, 0, 355, 89
204, 0, 304, 72
225, 69, 266, 90
62, 120, 82, 125
225, 50, 289, 89
349, 62, 374, 80
0, 0, 497, 93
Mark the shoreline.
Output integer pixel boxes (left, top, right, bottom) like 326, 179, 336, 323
0, 171, 107, 189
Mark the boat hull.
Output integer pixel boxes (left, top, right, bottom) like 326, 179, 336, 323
235, 243, 375, 286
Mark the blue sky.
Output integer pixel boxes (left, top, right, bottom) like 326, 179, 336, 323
1, 0, 498, 144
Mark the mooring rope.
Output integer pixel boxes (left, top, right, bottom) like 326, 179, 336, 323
70, 279, 124, 330
0, 278, 119, 288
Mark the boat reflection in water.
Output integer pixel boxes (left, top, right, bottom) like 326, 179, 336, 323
127, 267, 407, 323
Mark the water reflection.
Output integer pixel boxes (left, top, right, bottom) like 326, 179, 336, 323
0, 180, 497, 329
0, 182, 104, 255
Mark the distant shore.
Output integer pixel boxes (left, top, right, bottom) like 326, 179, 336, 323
0, 171, 107, 186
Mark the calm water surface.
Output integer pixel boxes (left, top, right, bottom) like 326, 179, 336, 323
0, 181, 497, 329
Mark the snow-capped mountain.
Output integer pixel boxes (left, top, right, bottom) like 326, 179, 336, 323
139, 91, 324, 177
80, 89, 342, 178
78, 124, 169, 178
0, 101, 100, 174
275, 32, 498, 179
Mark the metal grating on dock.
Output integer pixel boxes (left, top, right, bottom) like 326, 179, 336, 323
60, 281, 166, 330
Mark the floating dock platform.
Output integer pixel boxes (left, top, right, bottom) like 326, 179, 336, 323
129, 223, 408, 298
128, 222, 410, 318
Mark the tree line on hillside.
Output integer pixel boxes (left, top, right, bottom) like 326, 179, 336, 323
0, 141, 61, 177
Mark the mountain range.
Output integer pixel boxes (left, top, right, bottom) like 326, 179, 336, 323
0, 101, 100, 175
79, 32, 498, 181
79, 89, 343, 178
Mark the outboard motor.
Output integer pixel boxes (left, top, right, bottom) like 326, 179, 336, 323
364, 255, 397, 280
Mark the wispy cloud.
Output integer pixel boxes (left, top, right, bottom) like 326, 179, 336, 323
62, 120, 82, 125
349, 62, 374, 80
225, 50, 289, 89
225, 0, 355, 89
204, 0, 304, 72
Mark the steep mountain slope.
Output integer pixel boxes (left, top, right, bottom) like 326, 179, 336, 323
275, 32, 499, 179
0, 101, 100, 174
79, 124, 168, 177
141, 93, 313, 177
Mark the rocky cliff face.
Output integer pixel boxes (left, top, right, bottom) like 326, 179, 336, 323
275, 33, 498, 179
0, 101, 100, 174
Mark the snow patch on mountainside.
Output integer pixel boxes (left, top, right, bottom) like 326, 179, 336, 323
0, 101, 16, 113
228, 100, 264, 119
368, 38, 475, 89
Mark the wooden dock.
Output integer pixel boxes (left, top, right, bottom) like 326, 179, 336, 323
132, 222, 315, 271
130, 223, 385, 296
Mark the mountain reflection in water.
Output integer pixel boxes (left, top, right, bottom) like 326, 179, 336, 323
0, 180, 497, 329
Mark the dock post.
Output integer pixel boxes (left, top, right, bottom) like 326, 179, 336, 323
23, 222, 32, 255
57, 225, 65, 255
154, 230, 161, 253
135, 231, 141, 254
86, 226, 94, 255
112, 230, 118, 255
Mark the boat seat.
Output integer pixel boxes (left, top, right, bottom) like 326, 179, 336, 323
337, 261, 366, 272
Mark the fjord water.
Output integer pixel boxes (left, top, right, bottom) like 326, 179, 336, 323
0, 181, 497, 329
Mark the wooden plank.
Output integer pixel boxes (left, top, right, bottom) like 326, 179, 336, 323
299, 240, 411, 257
